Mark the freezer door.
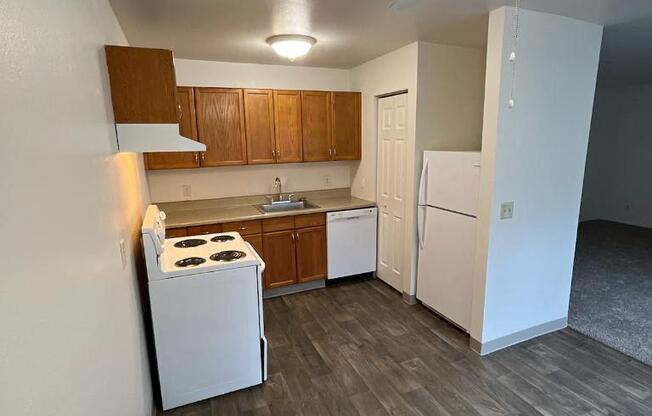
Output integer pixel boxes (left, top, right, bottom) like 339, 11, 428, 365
422, 151, 481, 216
416, 207, 477, 331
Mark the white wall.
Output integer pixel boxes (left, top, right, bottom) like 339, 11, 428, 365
149, 161, 351, 202
349, 42, 485, 296
413, 42, 486, 294
350, 43, 420, 294
471, 7, 602, 348
0, 1, 152, 415
147, 59, 352, 202
174, 58, 350, 90
580, 85, 652, 228
415, 43, 486, 154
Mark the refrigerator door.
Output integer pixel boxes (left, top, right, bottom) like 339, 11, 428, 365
416, 206, 477, 331
422, 151, 481, 216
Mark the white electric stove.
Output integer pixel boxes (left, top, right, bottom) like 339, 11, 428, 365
142, 205, 267, 410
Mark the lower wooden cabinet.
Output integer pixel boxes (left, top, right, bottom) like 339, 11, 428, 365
261, 214, 327, 289
166, 227, 188, 238
165, 213, 327, 289
242, 234, 263, 259
263, 230, 298, 288
296, 226, 327, 282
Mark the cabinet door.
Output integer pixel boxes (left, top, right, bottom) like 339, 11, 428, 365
145, 86, 200, 170
104, 46, 178, 123
244, 89, 275, 164
331, 92, 361, 160
243, 234, 264, 259
195, 88, 247, 166
273, 90, 303, 163
301, 91, 331, 162
263, 231, 297, 288
295, 226, 327, 283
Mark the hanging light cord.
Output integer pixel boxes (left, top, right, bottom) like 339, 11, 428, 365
508, 0, 520, 109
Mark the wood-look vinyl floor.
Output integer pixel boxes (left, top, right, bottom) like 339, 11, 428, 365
156, 278, 652, 416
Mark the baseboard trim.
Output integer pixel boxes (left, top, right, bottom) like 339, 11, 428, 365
263, 279, 325, 299
470, 317, 567, 355
402, 292, 417, 305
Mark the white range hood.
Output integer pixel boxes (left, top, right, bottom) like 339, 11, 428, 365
115, 124, 206, 153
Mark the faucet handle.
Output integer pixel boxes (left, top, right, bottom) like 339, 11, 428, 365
287, 194, 295, 202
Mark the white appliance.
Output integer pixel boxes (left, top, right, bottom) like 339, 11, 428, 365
416, 151, 481, 331
142, 205, 267, 410
327, 207, 378, 279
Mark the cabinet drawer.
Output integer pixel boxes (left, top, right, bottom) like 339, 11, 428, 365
262, 216, 295, 232
187, 223, 222, 236
294, 213, 325, 229
166, 227, 187, 238
222, 220, 262, 236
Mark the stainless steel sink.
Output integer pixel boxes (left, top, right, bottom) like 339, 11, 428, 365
255, 199, 319, 213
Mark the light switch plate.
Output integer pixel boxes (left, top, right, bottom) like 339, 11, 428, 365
500, 201, 514, 220
182, 184, 192, 198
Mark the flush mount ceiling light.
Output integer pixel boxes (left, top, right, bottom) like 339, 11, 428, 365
266, 34, 316, 61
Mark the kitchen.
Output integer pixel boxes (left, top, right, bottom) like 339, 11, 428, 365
107, 33, 485, 407
5, 1, 651, 416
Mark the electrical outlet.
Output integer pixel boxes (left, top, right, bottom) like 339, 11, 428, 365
182, 184, 192, 198
500, 201, 514, 220
324, 174, 332, 186
119, 239, 127, 269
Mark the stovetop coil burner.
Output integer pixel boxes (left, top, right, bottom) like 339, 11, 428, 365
174, 238, 208, 248
174, 257, 206, 268
210, 250, 246, 262
211, 235, 236, 243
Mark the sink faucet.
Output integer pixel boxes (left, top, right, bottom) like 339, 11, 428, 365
274, 177, 282, 200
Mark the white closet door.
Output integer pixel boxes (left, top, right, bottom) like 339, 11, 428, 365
377, 93, 408, 291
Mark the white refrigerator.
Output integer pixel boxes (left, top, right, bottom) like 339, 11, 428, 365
416, 151, 481, 331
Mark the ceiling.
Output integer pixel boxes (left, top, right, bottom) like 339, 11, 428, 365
109, 0, 652, 86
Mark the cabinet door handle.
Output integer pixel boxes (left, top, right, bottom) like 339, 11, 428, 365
194, 153, 199, 164
276, 148, 280, 159
291, 232, 295, 242
295, 232, 299, 241
272, 149, 275, 159
200, 153, 205, 162
328, 148, 332, 157
239, 227, 247, 231
333, 148, 337, 158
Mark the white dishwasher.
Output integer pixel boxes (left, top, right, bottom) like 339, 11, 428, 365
327, 207, 378, 279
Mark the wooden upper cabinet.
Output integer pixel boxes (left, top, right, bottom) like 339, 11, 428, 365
301, 91, 332, 162
104, 45, 178, 123
295, 226, 327, 283
331, 92, 361, 160
273, 90, 303, 163
263, 231, 298, 288
195, 88, 247, 166
244, 89, 275, 164
145, 86, 200, 170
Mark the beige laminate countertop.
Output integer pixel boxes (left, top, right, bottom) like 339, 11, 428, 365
157, 190, 376, 228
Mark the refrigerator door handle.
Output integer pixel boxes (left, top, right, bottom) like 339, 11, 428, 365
418, 158, 429, 206
417, 206, 426, 249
